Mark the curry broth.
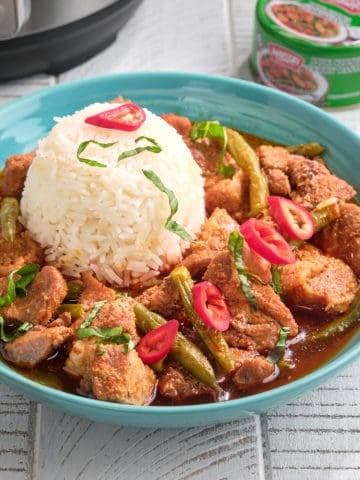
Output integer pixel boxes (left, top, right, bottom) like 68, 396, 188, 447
2, 310, 359, 404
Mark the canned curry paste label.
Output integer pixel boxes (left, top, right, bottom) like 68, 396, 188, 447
250, 0, 360, 107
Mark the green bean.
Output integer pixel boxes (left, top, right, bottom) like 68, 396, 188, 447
57, 303, 84, 319
225, 127, 269, 217
170, 334, 222, 390
151, 359, 165, 373
286, 142, 325, 158
170, 266, 235, 374
304, 289, 360, 344
65, 281, 83, 303
289, 198, 341, 250
311, 197, 340, 232
133, 301, 219, 390
0, 197, 19, 242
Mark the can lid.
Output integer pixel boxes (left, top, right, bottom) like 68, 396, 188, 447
257, 0, 360, 50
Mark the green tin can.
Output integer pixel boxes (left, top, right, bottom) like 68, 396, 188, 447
250, 0, 360, 107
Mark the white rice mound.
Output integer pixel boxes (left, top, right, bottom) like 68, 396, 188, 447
20, 102, 205, 287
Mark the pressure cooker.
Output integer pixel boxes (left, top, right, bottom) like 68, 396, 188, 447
0, 0, 142, 81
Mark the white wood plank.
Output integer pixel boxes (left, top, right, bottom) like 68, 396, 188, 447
35, 406, 267, 480
0, 384, 37, 480
58, 0, 231, 82
264, 360, 360, 480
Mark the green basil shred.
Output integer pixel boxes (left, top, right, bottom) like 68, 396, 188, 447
227, 231, 257, 311
77, 325, 134, 348
76, 325, 134, 354
271, 265, 283, 295
0, 264, 40, 307
76, 301, 134, 354
77, 136, 162, 167
77, 140, 117, 167
266, 326, 290, 365
190, 121, 234, 177
0, 314, 33, 343
117, 136, 161, 160
78, 300, 107, 329
142, 169, 194, 242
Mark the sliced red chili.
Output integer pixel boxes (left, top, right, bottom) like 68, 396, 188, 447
85, 103, 146, 131
267, 196, 315, 240
192, 281, 231, 331
240, 218, 296, 265
136, 319, 179, 365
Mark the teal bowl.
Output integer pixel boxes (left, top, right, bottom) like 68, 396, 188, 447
0, 72, 359, 428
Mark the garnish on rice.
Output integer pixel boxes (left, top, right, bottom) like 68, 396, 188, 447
77, 136, 162, 167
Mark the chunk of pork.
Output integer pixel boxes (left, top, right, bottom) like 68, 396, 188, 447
163, 113, 250, 220
281, 245, 357, 314
4, 324, 73, 368
256, 145, 291, 196
79, 272, 116, 311
91, 297, 140, 342
1, 266, 67, 325
1, 152, 35, 198
232, 356, 275, 391
288, 156, 355, 209
65, 341, 156, 405
257, 145, 356, 208
315, 202, 360, 276
158, 364, 215, 404
65, 295, 143, 401
203, 251, 298, 353
91, 346, 156, 405
182, 207, 239, 278
205, 171, 250, 222
0, 230, 44, 277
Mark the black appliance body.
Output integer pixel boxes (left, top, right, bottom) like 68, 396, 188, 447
0, 0, 142, 81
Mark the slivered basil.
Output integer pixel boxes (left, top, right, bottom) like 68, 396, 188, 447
190, 121, 234, 177
0, 264, 40, 307
117, 136, 161, 160
0, 315, 33, 343
266, 326, 290, 365
77, 140, 117, 167
77, 136, 162, 167
228, 231, 257, 311
78, 300, 107, 329
271, 265, 283, 296
142, 169, 194, 243
77, 325, 127, 342
76, 324, 135, 354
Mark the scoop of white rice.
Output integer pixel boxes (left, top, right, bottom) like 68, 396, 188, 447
20, 102, 205, 287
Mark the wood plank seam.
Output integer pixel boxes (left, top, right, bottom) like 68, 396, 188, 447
28, 403, 41, 480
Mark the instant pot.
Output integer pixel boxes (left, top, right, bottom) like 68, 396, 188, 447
0, 0, 142, 81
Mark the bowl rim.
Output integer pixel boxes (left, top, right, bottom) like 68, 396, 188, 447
2, 70, 359, 139
0, 70, 359, 421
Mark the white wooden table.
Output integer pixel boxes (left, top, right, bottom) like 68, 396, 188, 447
1, 1, 360, 479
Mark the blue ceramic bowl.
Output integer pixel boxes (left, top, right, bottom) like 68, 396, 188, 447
0, 72, 359, 428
